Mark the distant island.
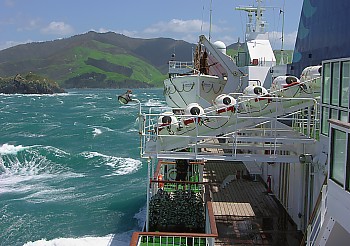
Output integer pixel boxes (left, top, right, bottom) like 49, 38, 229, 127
0, 73, 65, 94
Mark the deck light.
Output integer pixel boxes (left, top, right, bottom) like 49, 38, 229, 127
117, 90, 142, 133
118, 90, 133, 105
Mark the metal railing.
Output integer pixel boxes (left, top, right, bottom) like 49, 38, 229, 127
140, 104, 317, 162
139, 77, 321, 161
168, 61, 194, 75
130, 232, 215, 246
303, 182, 328, 246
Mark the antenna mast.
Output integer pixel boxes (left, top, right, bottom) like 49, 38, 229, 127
235, 0, 266, 41
209, 0, 213, 41
280, 0, 286, 65
280, 8, 285, 64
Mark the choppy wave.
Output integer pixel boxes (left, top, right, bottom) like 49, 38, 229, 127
81, 151, 142, 176
93, 128, 103, 137
91, 125, 115, 137
23, 235, 115, 246
0, 144, 82, 196
22, 206, 145, 246
23, 232, 134, 246
0, 89, 158, 245
0, 143, 28, 155
0, 93, 71, 97
144, 98, 165, 107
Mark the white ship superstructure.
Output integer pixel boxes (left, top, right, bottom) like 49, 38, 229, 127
125, 1, 350, 245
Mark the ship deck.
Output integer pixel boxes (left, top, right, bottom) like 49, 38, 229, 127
203, 161, 303, 245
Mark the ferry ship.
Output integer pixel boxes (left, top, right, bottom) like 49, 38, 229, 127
120, 0, 350, 245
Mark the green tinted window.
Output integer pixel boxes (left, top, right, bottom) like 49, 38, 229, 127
330, 129, 347, 186
341, 61, 350, 108
331, 62, 340, 106
321, 107, 329, 135
322, 63, 331, 104
340, 111, 349, 123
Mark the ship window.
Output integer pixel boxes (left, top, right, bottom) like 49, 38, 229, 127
340, 110, 349, 123
331, 62, 340, 106
341, 61, 350, 108
330, 129, 347, 186
321, 107, 329, 136
331, 108, 338, 121
322, 63, 331, 104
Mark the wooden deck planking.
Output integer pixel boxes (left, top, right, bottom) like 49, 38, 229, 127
204, 160, 302, 245
212, 202, 255, 217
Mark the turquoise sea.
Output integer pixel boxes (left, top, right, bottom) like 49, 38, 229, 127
0, 88, 165, 246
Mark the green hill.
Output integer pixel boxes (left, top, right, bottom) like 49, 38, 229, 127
0, 32, 294, 89
0, 31, 194, 88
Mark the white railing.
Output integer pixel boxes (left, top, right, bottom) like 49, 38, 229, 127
133, 234, 213, 246
306, 184, 328, 246
140, 101, 318, 162
139, 77, 320, 161
168, 61, 194, 75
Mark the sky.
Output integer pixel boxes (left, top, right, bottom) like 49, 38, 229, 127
0, 0, 303, 51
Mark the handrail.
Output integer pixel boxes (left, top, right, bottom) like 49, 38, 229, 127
300, 176, 327, 246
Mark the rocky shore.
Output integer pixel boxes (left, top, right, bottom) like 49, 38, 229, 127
0, 73, 65, 94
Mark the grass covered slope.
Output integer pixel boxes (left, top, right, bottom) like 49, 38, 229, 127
0, 31, 193, 89
60, 44, 166, 88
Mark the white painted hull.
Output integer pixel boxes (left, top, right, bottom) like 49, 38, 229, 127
164, 74, 227, 108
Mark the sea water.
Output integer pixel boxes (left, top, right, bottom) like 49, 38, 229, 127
0, 88, 165, 246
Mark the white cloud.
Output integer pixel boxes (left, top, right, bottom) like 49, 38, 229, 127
41, 21, 74, 36
109, 19, 230, 44
143, 19, 223, 35
96, 28, 112, 33
144, 19, 200, 34
268, 31, 297, 50
0, 40, 32, 50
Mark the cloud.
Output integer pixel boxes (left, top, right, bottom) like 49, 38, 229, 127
144, 19, 202, 34
111, 19, 230, 44
268, 31, 297, 50
41, 21, 74, 36
0, 40, 32, 50
143, 19, 224, 35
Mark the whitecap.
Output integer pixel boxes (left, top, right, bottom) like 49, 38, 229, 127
0, 143, 28, 155
144, 99, 165, 107
81, 152, 142, 176
93, 128, 102, 137
23, 234, 120, 246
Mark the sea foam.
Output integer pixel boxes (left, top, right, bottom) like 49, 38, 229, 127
23, 234, 119, 246
0, 143, 28, 155
82, 152, 142, 176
